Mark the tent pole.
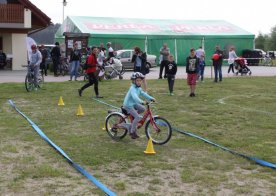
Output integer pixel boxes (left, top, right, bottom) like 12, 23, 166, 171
145, 36, 148, 53
174, 39, 177, 64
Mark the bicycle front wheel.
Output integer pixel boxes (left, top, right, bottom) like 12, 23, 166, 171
105, 113, 128, 140
145, 116, 172, 145
25, 73, 34, 92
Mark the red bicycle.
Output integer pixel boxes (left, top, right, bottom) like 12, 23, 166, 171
105, 101, 172, 145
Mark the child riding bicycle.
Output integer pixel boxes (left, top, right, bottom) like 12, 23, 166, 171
28, 44, 42, 90
123, 72, 155, 139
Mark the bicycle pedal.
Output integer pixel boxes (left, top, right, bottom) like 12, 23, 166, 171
137, 123, 143, 129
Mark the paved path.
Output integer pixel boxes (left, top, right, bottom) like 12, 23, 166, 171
0, 66, 276, 83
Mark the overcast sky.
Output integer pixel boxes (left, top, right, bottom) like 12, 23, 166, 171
30, 0, 275, 35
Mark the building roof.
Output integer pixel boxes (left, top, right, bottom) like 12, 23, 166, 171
56, 16, 254, 39
19, 0, 52, 30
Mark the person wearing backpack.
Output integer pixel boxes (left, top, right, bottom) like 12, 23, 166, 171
78, 46, 103, 98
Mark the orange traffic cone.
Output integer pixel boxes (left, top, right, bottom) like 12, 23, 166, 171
58, 96, 65, 106
76, 104, 84, 116
144, 138, 156, 154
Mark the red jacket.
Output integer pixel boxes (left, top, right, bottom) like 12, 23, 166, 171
86, 54, 97, 74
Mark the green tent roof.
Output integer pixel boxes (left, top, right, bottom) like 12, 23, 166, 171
56, 16, 254, 39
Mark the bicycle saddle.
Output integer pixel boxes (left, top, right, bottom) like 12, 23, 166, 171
121, 106, 129, 115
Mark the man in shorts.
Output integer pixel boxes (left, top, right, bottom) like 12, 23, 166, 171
186, 48, 199, 97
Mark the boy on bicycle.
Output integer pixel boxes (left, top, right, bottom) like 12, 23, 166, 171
29, 44, 42, 90
123, 72, 155, 139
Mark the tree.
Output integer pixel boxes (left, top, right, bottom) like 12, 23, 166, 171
268, 26, 276, 51
255, 25, 276, 51
255, 33, 265, 49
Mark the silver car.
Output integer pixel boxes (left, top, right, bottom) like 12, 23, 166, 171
115, 49, 157, 70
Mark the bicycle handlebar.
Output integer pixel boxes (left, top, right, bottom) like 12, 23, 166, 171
143, 100, 156, 105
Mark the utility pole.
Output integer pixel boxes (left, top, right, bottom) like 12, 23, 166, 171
62, 0, 68, 22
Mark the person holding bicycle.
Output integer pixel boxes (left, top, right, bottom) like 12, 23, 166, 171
28, 44, 42, 90
123, 72, 155, 139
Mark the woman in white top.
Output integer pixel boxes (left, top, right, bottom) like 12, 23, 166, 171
228, 47, 238, 74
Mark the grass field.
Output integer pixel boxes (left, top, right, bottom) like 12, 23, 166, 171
0, 76, 276, 195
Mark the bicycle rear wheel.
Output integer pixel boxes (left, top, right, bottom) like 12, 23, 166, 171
38, 71, 44, 89
145, 116, 172, 145
268, 59, 273, 66
25, 73, 34, 92
105, 113, 128, 140
120, 66, 126, 75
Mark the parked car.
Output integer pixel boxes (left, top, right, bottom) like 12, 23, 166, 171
254, 49, 266, 57
242, 49, 262, 66
115, 49, 157, 70
267, 51, 276, 59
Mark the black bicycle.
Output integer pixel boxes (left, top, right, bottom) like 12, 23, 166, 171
59, 57, 70, 76
25, 66, 44, 92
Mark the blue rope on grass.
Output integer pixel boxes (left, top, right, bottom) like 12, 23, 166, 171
92, 98, 120, 110
8, 100, 117, 196
92, 98, 276, 169
173, 128, 276, 169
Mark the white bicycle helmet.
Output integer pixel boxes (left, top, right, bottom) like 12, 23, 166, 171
130, 72, 145, 80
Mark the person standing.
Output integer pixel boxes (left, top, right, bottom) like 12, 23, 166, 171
0, 49, 7, 69
228, 47, 238, 74
165, 55, 177, 96
39, 45, 48, 76
131, 46, 149, 92
50, 42, 61, 77
212, 45, 224, 82
97, 45, 106, 66
97, 46, 106, 81
159, 43, 170, 79
78, 46, 103, 98
186, 48, 199, 97
106, 42, 115, 63
69, 42, 82, 81
29, 44, 42, 90
196, 46, 205, 82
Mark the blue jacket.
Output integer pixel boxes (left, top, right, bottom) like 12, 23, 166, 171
123, 84, 154, 108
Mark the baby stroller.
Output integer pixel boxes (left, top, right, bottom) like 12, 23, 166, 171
234, 58, 252, 76
103, 58, 124, 80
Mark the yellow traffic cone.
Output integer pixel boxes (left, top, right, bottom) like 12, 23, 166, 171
58, 96, 65, 106
76, 104, 84, 116
144, 138, 156, 154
